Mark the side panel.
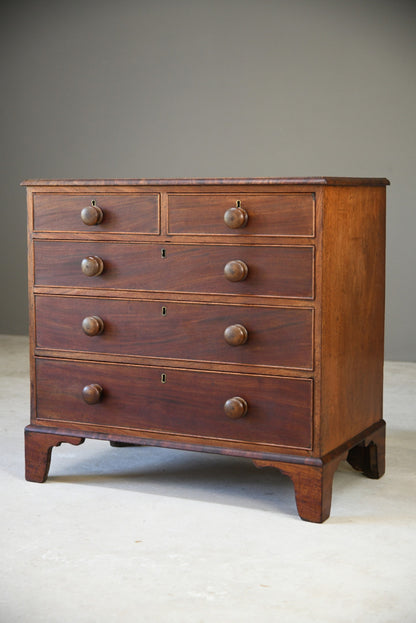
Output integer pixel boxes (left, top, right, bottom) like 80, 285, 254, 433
320, 186, 386, 454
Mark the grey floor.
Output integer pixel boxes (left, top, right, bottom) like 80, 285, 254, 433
0, 335, 415, 623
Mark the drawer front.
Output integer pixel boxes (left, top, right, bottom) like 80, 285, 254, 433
35, 296, 314, 370
168, 193, 315, 236
33, 193, 160, 234
34, 241, 314, 299
35, 358, 313, 449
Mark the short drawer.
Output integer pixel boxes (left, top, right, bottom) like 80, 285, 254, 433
33, 193, 160, 234
35, 358, 313, 449
168, 193, 315, 237
35, 295, 314, 370
34, 241, 314, 299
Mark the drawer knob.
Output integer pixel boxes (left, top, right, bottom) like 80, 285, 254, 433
81, 255, 104, 277
224, 259, 248, 282
82, 315, 104, 336
81, 204, 104, 226
82, 384, 103, 404
224, 206, 248, 229
224, 324, 248, 346
224, 396, 248, 419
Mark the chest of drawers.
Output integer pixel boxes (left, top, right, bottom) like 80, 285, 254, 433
23, 177, 389, 522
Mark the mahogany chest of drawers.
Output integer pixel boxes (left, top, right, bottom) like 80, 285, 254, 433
23, 177, 389, 522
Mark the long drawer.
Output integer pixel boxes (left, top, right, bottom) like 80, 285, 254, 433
34, 241, 314, 299
33, 193, 160, 234
167, 193, 315, 236
35, 358, 313, 449
35, 295, 314, 370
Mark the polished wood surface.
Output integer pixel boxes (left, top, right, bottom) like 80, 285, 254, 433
35, 358, 313, 449
22, 177, 390, 186
169, 193, 314, 236
33, 193, 160, 233
223, 324, 249, 347
318, 185, 386, 454
34, 295, 313, 369
81, 315, 104, 336
223, 205, 249, 229
80, 204, 104, 226
80, 255, 104, 277
224, 396, 248, 419
82, 383, 103, 404
34, 241, 314, 298
25, 177, 388, 522
25, 428, 85, 483
223, 259, 249, 282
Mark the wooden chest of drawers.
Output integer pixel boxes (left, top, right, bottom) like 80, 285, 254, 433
23, 177, 389, 522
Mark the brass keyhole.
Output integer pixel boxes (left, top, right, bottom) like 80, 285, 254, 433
162, 306, 167, 316
91, 199, 96, 207
161, 248, 166, 258
161, 373, 167, 383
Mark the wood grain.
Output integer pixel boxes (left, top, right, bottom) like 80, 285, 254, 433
34, 241, 315, 299
318, 185, 386, 454
24, 177, 388, 521
254, 451, 347, 523
33, 193, 160, 234
35, 295, 314, 369
35, 358, 313, 450
22, 177, 390, 187
25, 428, 85, 482
168, 193, 315, 236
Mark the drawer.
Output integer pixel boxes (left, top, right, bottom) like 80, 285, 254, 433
35, 358, 313, 449
168, 193, 315, 237
35, 296, 314, 370
33, 193, 160, 234
34, 241, 314, 299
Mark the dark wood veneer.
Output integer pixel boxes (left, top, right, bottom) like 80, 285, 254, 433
168, 193, 315, 236
35, 295, 314, 370
33, 193, 160, 234
22, 177, 390, 186
24, 177, 388, 522
35, 358, 313, 449
34, 241, 314, 299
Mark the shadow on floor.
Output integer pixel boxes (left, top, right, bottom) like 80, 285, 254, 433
44, 440, 377, 517
47, 442, 301, 515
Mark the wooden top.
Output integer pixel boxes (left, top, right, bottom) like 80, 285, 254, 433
21, 177, 390, 187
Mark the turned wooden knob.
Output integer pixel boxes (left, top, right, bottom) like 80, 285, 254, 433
224, 259, 248, 282
224, 206, 248, 229
224, 324, 248, 346
82, 316, 104, 336
81, 255, 104, 277
82, 384, 103, 404
224, 396, 248, 419
81, 204, 104, 226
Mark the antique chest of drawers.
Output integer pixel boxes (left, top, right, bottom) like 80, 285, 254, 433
23, 177, 389, 522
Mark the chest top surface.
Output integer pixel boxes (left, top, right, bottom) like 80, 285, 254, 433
21, 177, 390, 186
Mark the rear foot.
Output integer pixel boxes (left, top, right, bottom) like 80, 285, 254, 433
347, 422, 385, 479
